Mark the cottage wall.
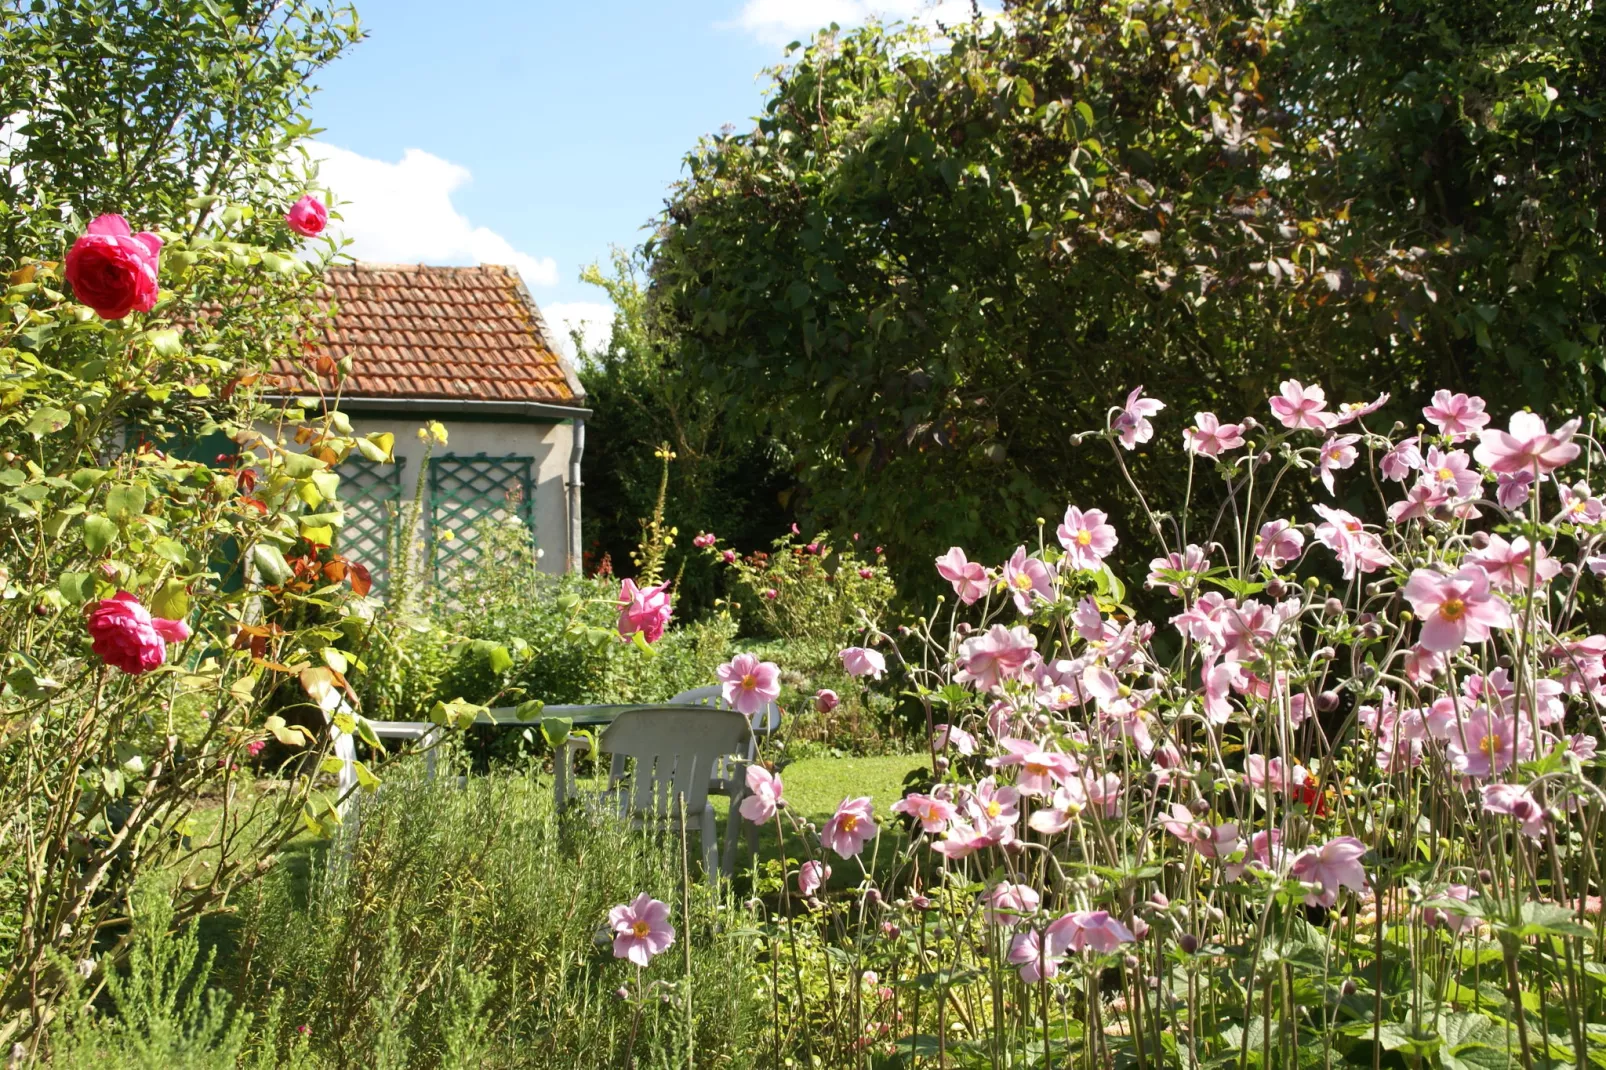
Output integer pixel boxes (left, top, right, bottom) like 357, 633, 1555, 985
344, 415, 576, 577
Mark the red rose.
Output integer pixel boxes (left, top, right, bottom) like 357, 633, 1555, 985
64, 215, 162, 320
86, 591, 190, 675
285, 194, 328, 237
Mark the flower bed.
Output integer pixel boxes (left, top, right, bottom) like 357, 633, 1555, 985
610, 383, 1606, 1067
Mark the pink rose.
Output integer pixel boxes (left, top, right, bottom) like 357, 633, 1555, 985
616, 578, 672, 643
86, 591, 190, 675
65, 215, 162, 320
285, 194, 328, 237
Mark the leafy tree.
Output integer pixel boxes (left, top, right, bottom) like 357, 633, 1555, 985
649, 0, 1605, 591
576, 248, 786, 614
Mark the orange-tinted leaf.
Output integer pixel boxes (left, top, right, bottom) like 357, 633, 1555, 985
348, 561, 372, 597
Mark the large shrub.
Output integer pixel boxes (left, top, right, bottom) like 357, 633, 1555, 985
649, 0, 1606, 595
574, 250, 788, 614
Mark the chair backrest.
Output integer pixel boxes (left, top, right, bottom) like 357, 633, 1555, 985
600, 707, 752, 818
668, 684, 782, 736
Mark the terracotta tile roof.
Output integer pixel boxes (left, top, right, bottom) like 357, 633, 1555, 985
285, 263, 583, 405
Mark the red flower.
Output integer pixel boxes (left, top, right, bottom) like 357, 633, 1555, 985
285, 195, 328, 237
86, 592, 189, 675
65, 215, 162, 320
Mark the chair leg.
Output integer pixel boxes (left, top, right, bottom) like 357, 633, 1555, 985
702, 806, 720, 885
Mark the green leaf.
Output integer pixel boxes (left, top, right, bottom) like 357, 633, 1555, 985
352, 760, 380, 791
105, 484, 147, 521
149, 578, 189, 619
145, 329, 183, 356
251, 544, 293, 585
82, 514, 118, 554
24, 406, 71, 439
630, 630, 658, 657
1510, 901, 1594, 940
57, 572, 91, 603
151, 537, 187, 565
539, 716, 573, 749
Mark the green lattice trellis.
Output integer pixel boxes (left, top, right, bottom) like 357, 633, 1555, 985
428, 453, 536, 580
339, 457, 406, 592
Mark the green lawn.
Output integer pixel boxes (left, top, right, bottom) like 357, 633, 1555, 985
778, 752, 928, 819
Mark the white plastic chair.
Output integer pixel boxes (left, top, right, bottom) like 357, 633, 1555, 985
668, 685, 783, 872
668, 684, 782, 737
553, 706, 753, 882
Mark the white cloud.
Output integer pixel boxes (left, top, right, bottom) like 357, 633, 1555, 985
728, 0, 995, 46
543, 301, 616, 361
306, 141, 558, 288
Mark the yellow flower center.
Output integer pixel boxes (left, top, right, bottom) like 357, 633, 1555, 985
631, 920, 651, 938
1013, 572, 1033, 589
986, 801, 1003, 818
1440, 597, 1466, 622
1436, 466, 1453, 481
1572, 500, 1588, 514
1076, 530, 1093, 546
1480, 733, 1505, 757
922, 805, 943, 823
741, 673, 757, 691
839, 814, 859, 833
1025, 761, 1048, 777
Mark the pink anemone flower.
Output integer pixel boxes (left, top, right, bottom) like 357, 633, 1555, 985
716, 653, 781, 715
1423, 391, 1490, 440
1006, 929, 1062, 983
609, 894, 675, 967
1481, 783, 1547, 838
1001, 546, 1057, 614
821, 796, 879, 858
798, 860, 830, 896
1288, 836, 1368, 908
1056, 507, 1118, 570
1159, 804, 1240, 859
738, 765, 784, 824
935, 547, 989, 605
1473, 411, 1581, 475
1253, 520, 1305, 569
1402, 566, 1510, 652
839, 646, 887, 679
1184, 412, 1244, 457
982, 882, 1041, 925
1045, 910, 1135, 955
1113, 386, 1164, 449
891, 792, 958, 834
1268, 380, 1332, 431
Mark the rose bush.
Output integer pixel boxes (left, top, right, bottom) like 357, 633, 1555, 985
0, 0, 375, 1043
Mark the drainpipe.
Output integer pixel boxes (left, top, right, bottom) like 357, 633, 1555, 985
567, 416, 585, 574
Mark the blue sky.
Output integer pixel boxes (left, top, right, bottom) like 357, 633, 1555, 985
305, 0, 992, 353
